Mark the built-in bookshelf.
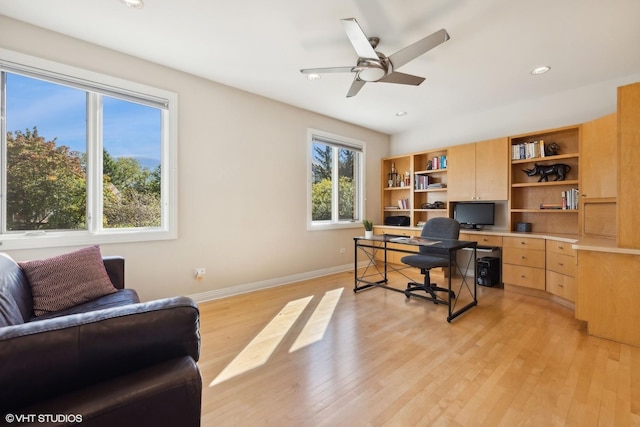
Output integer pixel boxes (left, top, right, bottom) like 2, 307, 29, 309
381, 149, 448, 227
509, 125, 580, 234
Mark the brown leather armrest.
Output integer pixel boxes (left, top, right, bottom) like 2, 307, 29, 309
102, 256, 124, 289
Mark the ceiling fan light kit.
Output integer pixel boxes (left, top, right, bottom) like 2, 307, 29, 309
301, 18, 449, 98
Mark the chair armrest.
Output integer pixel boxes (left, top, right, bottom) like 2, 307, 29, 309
103, 256, 125, 289
0, 296, 200, 412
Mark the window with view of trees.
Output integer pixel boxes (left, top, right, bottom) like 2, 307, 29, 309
309, 130, 364, 228
0, 52, 177, 249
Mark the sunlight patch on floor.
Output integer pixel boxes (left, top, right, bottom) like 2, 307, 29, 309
209, 295, 313, 387
289, 287, 343, 353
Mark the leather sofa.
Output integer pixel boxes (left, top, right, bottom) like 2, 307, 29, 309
0, 253, 202, 426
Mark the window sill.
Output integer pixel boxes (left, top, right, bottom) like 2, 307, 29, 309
0, 229, 177, 251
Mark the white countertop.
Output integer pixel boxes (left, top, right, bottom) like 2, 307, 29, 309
375, 225, 640, 256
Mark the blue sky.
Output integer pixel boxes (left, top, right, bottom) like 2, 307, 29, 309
6, 73, 161, 169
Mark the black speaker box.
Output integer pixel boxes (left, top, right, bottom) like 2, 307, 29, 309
384, 216, 410, 226
516, 222, 532, 232
477, 257, 501, 287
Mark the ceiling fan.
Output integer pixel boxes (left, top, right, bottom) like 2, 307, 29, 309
300, 18, 450, 98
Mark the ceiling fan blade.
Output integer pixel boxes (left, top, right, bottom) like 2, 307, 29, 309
388, 28, 450, 70
341, 18, 378, 60
300, 66, 356, 74
346, 78, 366, 98
379, 71, 425, 86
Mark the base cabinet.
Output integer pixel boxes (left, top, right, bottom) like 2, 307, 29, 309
545, 240, 577, 301
372, 227, 417, 264
502, 236, 545, 290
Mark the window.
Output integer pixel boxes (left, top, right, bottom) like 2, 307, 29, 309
0, 49, 177, 249
308, 129, 364, 230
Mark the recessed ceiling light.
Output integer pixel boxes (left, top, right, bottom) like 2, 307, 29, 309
396, 111, 408, 117
306, 73, 321, 81
531, 66, 551, 75
120, 0, 144, 9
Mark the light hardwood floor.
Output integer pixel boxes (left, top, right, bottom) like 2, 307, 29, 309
198, 269, 640, 426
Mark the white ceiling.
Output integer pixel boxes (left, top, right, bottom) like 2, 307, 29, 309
1, 0, 640, 136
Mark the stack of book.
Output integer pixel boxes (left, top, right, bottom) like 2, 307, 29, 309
427, 182, 446, 189
512, 140, 546, 160
562, 188, 579, 210
539, 188, 579, 210
397, 198, 410, 209
414, 174, 429, 190
430, 155, 447, 170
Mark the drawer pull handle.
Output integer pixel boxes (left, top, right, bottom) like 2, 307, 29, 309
558, 246, 564, 250
558, 262, 564, 266
520, 241, 526, 245
520, 275, 526, 278
558, 283, 564, 287
521, 256, 526, 260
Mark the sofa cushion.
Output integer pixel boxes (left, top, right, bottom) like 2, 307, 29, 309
31, 289, 140, 321
19, 246, 117, 317
0, 253, 33, 326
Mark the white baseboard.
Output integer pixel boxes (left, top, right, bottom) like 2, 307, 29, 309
189, 262, 367, 303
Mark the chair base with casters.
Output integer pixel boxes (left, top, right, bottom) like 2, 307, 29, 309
402, 263, 455, 305
400, 217, 461, 305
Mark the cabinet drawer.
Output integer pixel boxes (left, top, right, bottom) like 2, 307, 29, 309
503, 246, 545, 268
546, 239, 577, 257
546, 270, 575, 301
503, 264, 545, 290
459, 233, 503, 247
503, 236, 545, 250
374, 226, 414, 237
546, 252, 576, 277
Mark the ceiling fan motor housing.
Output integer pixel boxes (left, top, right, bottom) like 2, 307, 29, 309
356, 56, 390, 82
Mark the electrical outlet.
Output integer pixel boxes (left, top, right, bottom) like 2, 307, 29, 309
339, 248, 346, 254
195, 268, 205, 279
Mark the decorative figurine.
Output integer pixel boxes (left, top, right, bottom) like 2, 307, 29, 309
522, 163, 572, 182
544, 142, 560, 156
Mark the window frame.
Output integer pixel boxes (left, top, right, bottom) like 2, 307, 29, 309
307, 128, 365, 231
0, 49, 178, 250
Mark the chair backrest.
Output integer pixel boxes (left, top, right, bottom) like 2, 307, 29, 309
419, 217, 460, 254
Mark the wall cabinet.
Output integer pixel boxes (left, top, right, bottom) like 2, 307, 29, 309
617, 82, 640, 249
581, 113, 616, 199
448, 137, 509, 202
509, 125, 581, 234
580, 113, 617, 238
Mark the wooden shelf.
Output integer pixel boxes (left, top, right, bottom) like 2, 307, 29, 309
383, 186, 411, 191
414, 188, 447, 193
512, 180, 579, 188
509, 125, 581, 234
414, 208, 448, 212
511, 153, 579, 164
415, 169, 447, 174
510, 209, 579, 213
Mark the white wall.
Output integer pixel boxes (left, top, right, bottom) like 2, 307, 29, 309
0, 16, 390, 302
391, 72, 640, 154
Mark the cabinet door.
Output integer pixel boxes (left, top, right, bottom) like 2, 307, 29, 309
581, 113, 616, 199
447, 143, 476, 201
475, 137, 509, 201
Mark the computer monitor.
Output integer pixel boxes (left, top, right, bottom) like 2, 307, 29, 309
453, 202, 495, 230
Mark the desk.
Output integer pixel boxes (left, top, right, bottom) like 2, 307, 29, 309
353, 234, 478, 322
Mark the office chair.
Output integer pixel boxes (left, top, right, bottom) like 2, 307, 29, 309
401, 217, 460, 304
